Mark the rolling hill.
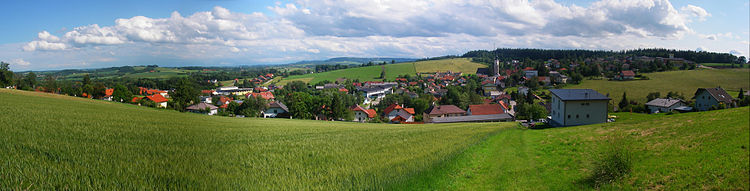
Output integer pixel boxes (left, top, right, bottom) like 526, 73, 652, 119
566, 69, 750, 103
1, 89, 747, 190
278, 58, 486, 85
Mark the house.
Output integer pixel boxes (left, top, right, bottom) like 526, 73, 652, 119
248, 92, 275, 100
549, 89, 610, 126
199, 96, 212, 104
482, 83, 498, 96
383, 104, 415, 123
467, 104, 505, 115
146, 94, 169, 108
524, 67, 538, 78
102, 88, 114, 101
264, 101, 289, 118
423, 105, 466, 123
358, 85, 393, 102
351, 105, 376, 122
694, 87, 735, 111
186, 103, 218, 115
645, 98, 687, 113
616, 70, 635, 80
537, 76, 551, 86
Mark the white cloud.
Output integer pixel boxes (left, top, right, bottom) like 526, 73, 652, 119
14, 0, 744, 70
11, 58, 30, 66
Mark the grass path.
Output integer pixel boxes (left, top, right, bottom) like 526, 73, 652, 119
399, 108, 749, 190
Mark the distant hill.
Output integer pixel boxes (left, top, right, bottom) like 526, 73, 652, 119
287, 57, 418, 67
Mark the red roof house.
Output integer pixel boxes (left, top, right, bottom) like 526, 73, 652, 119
468, 104, 505, 115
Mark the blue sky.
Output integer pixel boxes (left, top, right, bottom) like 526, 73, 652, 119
1, 0, 747, 71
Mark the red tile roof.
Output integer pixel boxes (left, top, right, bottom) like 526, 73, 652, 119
339, 88, 348, 92
219, 96, 233, 104
131, 97, 143, 103
403, 108, 415, 114
469, 104, 504, 115
383, 104, 403, 115
499, 101, 509, 110
425, 105, 466, 115
523, 67, 535, 71
248, 92, 275, 100
351, 105, 377, 118
146, 94, 168, 103
621, 70, 635, 77
104, 88, 114, 97
201, 90, 215, 94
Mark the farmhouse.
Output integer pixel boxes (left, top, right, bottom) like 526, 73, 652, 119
383, 104, 415, 123
523, 67, 538, 78
351, 105, 376, 122
693, 87, 735, 111
423, 105, 466, 123
146, 94, 169, 108
263, 101, 289, 118
645, 98, 687, 113
248, 92, 275, 100
549, 89, 610, 127
186, 103, 218, 115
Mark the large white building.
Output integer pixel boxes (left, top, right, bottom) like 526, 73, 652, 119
549, 89, 610, 127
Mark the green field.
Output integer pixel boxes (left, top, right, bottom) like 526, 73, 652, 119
278, 58, 486, 85
401, 108, 749, 190
567, 69, 750, 103
702, 63, 750, 68
0, 89, 507, 190
2, 89, 748, 190
123, 67, 198, 79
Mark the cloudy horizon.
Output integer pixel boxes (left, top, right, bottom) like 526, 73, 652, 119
1, 0, 748, 71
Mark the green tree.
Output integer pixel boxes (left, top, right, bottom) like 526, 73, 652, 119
171, 78, 200, 111
24, 72, 37, 90
43, 75, 58, 93
619, 92, 629, 110
112, 84, 133, 102
92, 82, 107, 98
288, 92, 313, 119
82, 74, 91, 86
738, 88, 744, 100
0, 62, 13, 88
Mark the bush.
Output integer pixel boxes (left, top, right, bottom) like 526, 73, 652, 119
585, 140, 633, 188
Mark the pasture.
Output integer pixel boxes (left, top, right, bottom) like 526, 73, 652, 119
278, 58, 486, 85
566, 69, 750, 103
0, 89, 507, 190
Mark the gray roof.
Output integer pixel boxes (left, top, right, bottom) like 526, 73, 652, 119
431, 113, 513, 123
695, 87, 734, 104
549, 89, 610, 101
268, 101, 289, 112
186, 103, 218, 110
645, 98, 684, 107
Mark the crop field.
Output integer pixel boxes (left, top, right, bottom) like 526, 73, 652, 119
0, 89, 508, 190
566, 69, 750, 103
400, 107, 749, 190
278, 58, 486, 85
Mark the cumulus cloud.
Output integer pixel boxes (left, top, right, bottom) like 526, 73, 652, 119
17, 0, 731, 69
11, 58, 30, 66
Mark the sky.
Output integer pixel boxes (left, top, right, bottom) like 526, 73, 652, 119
0, 0, 748, 71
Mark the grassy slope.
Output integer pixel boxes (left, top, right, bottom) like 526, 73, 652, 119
0, 89, 509, 190
278, 58, 485, 85
567, 69, 750, 103
401, 107, 749, 190
702, 63, 750, 68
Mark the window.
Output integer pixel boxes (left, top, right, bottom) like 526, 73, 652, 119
576, 114, 579, 118
586, 114, 589, 118
568, 115, 571, 119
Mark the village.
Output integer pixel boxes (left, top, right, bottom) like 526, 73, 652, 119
76, 55, 749, 127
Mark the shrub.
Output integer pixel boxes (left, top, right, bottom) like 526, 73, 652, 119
585, 139, 633, 188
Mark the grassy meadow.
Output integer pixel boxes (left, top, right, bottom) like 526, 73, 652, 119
278, 58, 485, 85
401, 107, 749, 190
566, 69, 750, 103
0, 89, 508, 190
702, 63, 750, 68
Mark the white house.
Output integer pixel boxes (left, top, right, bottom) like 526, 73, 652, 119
549, 89, 610, 126
186, 103, 218, 115
645, 98, 687, 113
383, 104, 415, 123
199, 96, 212, 104
694, 87, 735, 111
264, 101, 289, 118
351, 105, 376, 122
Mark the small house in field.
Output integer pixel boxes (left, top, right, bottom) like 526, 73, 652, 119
263, 101, 289, 118
423, 105, 466, 123
694, 87, 735, 111
549, 89, 610, 127
146, 94, 168, 108
616, 70, 635, 80
186, 103, 218, 115
351, 105, 376, 122
645, 98, 687, 113
383, 104, 415, 123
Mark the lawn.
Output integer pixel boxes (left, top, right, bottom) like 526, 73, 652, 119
278, 58, 486, 85
400, 107, 750, 190
566, 69, 750, 103
0, 89, 508, 190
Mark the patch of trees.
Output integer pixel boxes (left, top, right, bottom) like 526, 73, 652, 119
464, 48, 737, 64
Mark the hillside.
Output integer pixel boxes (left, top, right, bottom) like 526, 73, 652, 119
287, 57, 418, 67
0, 89, 507, 190
566, 69, 750, 103
401, 108, 749, 190
278, 58, 485, 85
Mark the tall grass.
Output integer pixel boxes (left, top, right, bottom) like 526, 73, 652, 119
0, 89, 510, 189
